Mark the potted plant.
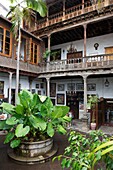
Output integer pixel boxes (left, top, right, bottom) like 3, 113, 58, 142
43, 49, 51, 62
90, 106, 96, 130
0, 89, 70, 163
87, 95, 98, 130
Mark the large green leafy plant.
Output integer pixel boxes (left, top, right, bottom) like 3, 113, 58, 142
0, 90, 70, 148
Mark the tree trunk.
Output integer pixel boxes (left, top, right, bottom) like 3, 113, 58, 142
15, 27, 21, 105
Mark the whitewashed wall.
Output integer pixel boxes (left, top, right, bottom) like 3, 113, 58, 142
51, 33, 113, 58
0, 73, 46, 98
51, 77, 113, 106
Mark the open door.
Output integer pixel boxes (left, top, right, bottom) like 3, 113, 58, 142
66, 91, 79, 119
8, 89, 15, 105
96, 99, 106, 129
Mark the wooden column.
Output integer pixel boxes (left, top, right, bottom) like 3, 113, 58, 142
83, 75, 88, 118
8, 72, 13, 104
83, 24, 87, 58
63, 0, 66, 17
47, 6, 49, 25
82, 0, 84, 14
47, 34, 51, 62
46, 77, 50, 97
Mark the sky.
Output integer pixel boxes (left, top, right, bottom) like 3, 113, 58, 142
1, 0, 11, 10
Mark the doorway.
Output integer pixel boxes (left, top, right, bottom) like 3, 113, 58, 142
8, 89, 15, 105
66, 91, 79, 119
104, 99, 113, 126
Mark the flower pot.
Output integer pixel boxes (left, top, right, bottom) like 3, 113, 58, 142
90, 122, 96, 130
15, 138, 53, 157
8, 138, 58, 164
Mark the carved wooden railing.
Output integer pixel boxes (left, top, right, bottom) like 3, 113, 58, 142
38, 53, 113, 73
0, 53, 113, 75
36, 0, 113, 30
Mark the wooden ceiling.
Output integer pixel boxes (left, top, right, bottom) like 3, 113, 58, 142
44, 17, 113, 47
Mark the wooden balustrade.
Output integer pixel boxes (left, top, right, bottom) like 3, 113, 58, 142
38, 53, 113, 73
36, 0, 111, 30
0, 53, 113, 75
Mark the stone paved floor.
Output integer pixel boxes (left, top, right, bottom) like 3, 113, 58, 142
0, 133, 69, 170
70, 119, 113, 135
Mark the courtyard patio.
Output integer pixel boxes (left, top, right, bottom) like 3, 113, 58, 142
0, 120, 113, 170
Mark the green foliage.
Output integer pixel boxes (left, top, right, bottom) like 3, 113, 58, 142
43, 50, 51, 60
54, 130, 113, 170
7, 0, 47, 37
87, 95, 98, 109
0, 90, 70, 148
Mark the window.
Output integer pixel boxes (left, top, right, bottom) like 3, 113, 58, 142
15, 37, 28, 62
15, 38, 39, 64
30, 42, 38, 64
20, 37, 26, 61
50, 49, 61, 61
0, 27, 11, 56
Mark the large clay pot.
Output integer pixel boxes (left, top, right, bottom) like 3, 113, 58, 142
8, 138, 57, 163
16, 138, 53, 157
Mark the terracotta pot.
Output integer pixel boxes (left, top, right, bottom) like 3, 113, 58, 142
90, 122, 96, 130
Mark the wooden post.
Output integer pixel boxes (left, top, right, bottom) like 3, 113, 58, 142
8, 72, 13, 104
82, 0, 84, 14
63, 0, 66, 18
83, 75, 88, 118
46, 77, 50, 97
83, 24, 87, 58
47, 6, 49, 26
47, 34, 51, 62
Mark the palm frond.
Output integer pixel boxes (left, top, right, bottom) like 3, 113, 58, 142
22, 8, 32, 23
26, 0, 47, 17
9, 0, 16, 3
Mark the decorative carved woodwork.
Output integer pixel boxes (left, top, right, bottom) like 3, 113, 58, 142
67, 51, 82, 60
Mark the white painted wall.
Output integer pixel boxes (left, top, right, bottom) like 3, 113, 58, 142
51, 33, 113, 58
0, 73, 46, 98
51, 77, 113, 106
1, 75, 111, 100
0, 4, 9, 17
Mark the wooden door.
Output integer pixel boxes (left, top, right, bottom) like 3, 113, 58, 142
105, 47, 113, 60
67, 51, 82, 63
96, 99, 106, 129
66, 92, 79, 119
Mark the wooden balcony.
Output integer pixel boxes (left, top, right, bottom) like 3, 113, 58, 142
0, 55, 41, 75
38, 53, 113, 74
0, 53, 113, 76
36, 0, 113, 30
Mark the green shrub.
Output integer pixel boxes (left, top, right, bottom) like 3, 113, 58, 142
53, 130, 113, 170
0, 89, 70, 148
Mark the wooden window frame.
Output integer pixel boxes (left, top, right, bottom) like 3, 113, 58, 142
29, 40, 39, 64
14, 36, 29, 62
0, 26, 12, 57
14, 37, 39, 64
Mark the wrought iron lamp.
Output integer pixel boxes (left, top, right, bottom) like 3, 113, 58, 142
94, 43, 99, 50
104, 78, 109, 87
